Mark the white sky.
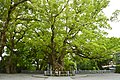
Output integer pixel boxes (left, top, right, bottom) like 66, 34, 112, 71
103, 0, 120, 37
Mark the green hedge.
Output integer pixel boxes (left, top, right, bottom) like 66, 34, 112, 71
115, 65, 120, 73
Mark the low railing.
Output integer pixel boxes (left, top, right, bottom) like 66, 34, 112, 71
44, 71, 75, 76
21, 70, 115, 74
21, 70, 44, 74
75, 70, 115, 74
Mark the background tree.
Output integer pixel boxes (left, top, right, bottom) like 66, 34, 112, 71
0, 0, 35, 73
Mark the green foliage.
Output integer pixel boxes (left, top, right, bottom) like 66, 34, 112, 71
76, 58, 99, 70
2, 0, 120, 73
115, 65, 120, 73
64, 54, 76, 71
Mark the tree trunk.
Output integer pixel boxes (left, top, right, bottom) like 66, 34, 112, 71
0, 28, 6, 58
36, 59, 39, 70
5, 55, 17, 73
0, 31, 2, 57
39, 62, 43, 70
48, 54, 64, 71
5, 32, 17, 73
53, 59, 64, 71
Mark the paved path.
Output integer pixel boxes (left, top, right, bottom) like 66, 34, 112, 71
0, 74, 45, 80
45, 77, 73, 80
0, 73, 120, 80
73, 73, 120, 80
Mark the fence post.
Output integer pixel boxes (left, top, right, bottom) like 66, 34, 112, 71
67, 71, 69, 76
59, 71, 61, 76
44, 71, 46, 76
50, 71, 52, 76
72, 71, 75, 76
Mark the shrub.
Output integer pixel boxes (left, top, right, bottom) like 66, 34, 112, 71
115, 65, 120, 73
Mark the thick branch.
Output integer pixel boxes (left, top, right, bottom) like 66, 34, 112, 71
54, 0, 69, 17
15, 31, 26, 44
72, 46, 104, 60
11, 0, 29, 9
16, 18, 41, 22
51, 24, 55, 53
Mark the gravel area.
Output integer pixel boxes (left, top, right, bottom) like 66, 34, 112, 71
0, 73, 120, 80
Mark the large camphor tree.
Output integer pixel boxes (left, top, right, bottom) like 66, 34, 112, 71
28, 0, 110, 71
